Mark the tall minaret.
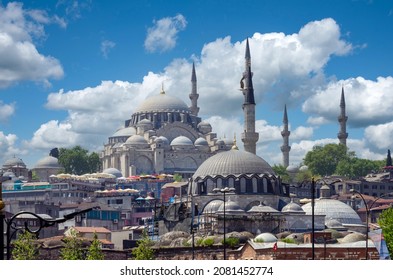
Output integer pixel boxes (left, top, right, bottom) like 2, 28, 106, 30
189, 62, 199, 116
281, 105, 291, 167
337, 86, 348, 146
241, 39, 259, 154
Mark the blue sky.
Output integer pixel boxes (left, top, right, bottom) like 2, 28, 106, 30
1, 0, 393, 170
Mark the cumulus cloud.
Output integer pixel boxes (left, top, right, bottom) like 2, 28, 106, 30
27, 18, 361, 165
100, 40, 116, 58
0, 131, 26, 165
364, 122, 393, 151
303, 76, 393, 128
0, 2, 64, 87
0, 101, 15, 122
144, 14, 187, 53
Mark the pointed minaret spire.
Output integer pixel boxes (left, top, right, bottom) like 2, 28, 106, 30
338, 86, 348, 146
281, 105, 291, 168
189, 62, 200, 116
240, 38, 259, 154
245, 38, 251, 69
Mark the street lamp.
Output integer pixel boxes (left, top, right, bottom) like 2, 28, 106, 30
350, 189, 393, 260
213, 186, 235, 260
311, 178, 315, 260
1, 179, 96, 260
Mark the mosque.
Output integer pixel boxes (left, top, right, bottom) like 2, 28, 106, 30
99, 64, 232, 178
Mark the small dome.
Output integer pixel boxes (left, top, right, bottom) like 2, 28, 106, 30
281, 201, 305, 214
341, 232, 365, 243
325, 218, 345, 230
286, 165, 299, 173
3, 157, 26, 168
170, 136, 193, 146
216, 198, 244, 215
197, 121, 212, 134
102, 168, 123, 178
125, 135, 149, 146
216, 139, 225, 145
2, 171, 15, 179
248, 203, 280, 214
35, 156, 61, 169
155, 136, 169, 145
203, 200, 224, 213
299, 165, 309, 172
254, 233, 277, 243
194, 137, 208, 146
112, 126, 136, 137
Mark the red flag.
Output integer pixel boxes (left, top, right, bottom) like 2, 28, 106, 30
273, 242, 278, 251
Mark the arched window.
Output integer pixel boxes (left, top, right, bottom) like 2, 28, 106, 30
216, 178, 223, 188
240, 177, 246, 193
252, 178, 258, 193
206, 178, 214, 194
263, 178, 268, 193
228, 177, 234, 188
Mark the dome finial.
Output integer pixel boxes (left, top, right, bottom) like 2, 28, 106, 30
232, 133, 239, 150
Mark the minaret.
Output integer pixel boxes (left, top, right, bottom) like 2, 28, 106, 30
281, 105, 291, 168
337, 86, 348, 146
240, 39, 259, 154
189, 62, 199, 116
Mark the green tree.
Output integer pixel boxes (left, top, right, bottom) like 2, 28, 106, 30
132, 230, 155, 260
86, 232, 105, 260
173, 173, 182, 182
60, 229, 84, 260
272, 165, 290, 183
303, 143, 353, 176
295, 168, 313, 183
11, 230, 39, 260
378, 208, 393, 259
336, 158, 384, 179
58, 146, 101, 175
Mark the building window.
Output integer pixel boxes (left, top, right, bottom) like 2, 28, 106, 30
252, 178, 258, 193
240, 178, 246, 193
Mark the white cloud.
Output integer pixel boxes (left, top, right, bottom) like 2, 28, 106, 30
27, 120, 78, 150
144, 14, 187, 53
27, 18, 359, 165
291, 126, 314, 140
0, 2, 64, 87
364, 122, 393, 151
0, 101, 15, 122
0, 131, 26, 165
303, 76, 393, 128
100, 40, 116, 59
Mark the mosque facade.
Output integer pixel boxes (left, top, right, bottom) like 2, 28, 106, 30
100, 63, 232, 178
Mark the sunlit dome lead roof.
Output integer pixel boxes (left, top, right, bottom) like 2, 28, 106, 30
192, 149, 275, 178
134, 92, 190, 113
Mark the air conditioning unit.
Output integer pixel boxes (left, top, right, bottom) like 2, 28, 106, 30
113, 219, 119, 224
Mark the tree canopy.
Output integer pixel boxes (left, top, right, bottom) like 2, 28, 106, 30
11, 230, 39, 260
303, 143, 384, 178
58, 145, 101, 175
272, 165, 290, 183
378, 208, 393, 259
132, 230, 155, 260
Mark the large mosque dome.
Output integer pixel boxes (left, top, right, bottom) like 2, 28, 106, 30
192, 149, 275, 179
135, 92, 190, 113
